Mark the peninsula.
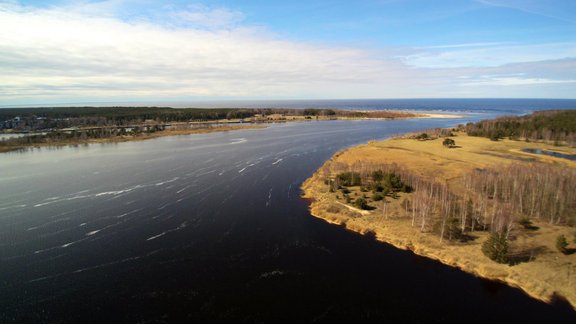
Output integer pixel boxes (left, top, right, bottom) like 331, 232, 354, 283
0, 106, 448, 153
302, 110, 576, 308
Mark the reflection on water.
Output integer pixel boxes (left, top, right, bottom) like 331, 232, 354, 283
522, 148, 576, 161
1, 119, 575, 323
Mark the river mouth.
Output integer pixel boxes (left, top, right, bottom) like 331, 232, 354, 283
1, 119, 575, 323
522, 148, 576, 161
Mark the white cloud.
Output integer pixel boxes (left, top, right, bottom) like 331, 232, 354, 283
0, 1, 575, 104
0, 2, 420, 103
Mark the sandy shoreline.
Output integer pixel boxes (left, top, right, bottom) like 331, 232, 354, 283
301, 134, 576, 309
0, 124, 265, 153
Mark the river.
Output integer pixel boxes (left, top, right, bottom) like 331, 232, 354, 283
1, 117, 575, 323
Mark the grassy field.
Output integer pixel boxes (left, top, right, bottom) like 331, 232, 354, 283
302, 132, 576, 308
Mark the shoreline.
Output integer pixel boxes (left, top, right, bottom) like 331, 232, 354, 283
0, 111, 459, 154
301, 134, 576, 309
0, 124, 265, 153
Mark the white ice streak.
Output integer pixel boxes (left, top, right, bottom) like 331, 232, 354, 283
29, 249, 164, 283
115, 208, 144, 218
146, 232, 166, 241
146, 222, 188, 241
95, 184, 144, 197
85, 230, 101, 236
238, 163, 256, 173
266, 188, 273, 207
155, 177, 180, 186
272, 158, 283, 165
32, 186, 145, 207
229, 138, 247, 145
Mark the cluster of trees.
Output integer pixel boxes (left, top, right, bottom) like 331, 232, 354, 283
325, 160, 576, 263
462, 110, 576, 146
411, 128, 454, 141
327, 163, 412, 210
464, 164, 576, 227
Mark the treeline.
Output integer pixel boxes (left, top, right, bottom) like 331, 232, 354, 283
462, 110, 576, 146
325, 160, 576, 260
0, 125, 167, 148
0, 107, 339, 121
0, 107, 345, 132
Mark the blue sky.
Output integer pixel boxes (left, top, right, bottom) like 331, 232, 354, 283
1, 0, 575, 105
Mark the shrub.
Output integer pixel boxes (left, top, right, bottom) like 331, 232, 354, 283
442, 138, 456, 148
354, 197, 369, 210
384, 173, 404, 191
370, 182, 384, 192
372, 193, 384, 201
415, 133, 429, 140
482, 232, 508, 263
556, 235, 569, 254
372, 170, 384, 182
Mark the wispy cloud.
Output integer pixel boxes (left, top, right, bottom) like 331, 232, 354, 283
403, 43, 576, 68
170, 4, 246, 29
418, 42, 511, 50
476, 0, 576, 24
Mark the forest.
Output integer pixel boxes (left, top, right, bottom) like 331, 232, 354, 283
463, 110, 576, 146
0, 107, 341, 132
326, 158, 576, 263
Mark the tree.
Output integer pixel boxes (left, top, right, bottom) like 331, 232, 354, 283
442, 138, 456, 148
354, 197, 369, 210
482, 232, 509, 263
415, 133, 429, 140
556, 235, 569, 254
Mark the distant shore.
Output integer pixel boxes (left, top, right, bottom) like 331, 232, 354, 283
0, 110, 459, 153
0, 124, 265, 153
302, 132, 576, 308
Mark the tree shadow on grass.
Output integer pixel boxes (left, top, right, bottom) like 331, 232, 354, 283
458, 233, 478, 243
562, 248, 576, 255
508, 246, 547, 266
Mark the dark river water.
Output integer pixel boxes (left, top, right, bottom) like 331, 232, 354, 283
1, 118, 575, 323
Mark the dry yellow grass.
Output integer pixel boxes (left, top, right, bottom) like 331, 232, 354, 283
302, 133, 576, 308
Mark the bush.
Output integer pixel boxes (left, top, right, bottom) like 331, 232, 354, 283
556, 235, 569, 254
384, 173, 405, 192
415, 133, 429, 140
442, 138, 456, 147
372, 193, 384, 201
372, 170, 384, 182
482, 232, 508, 263
354, 197, 369, 210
